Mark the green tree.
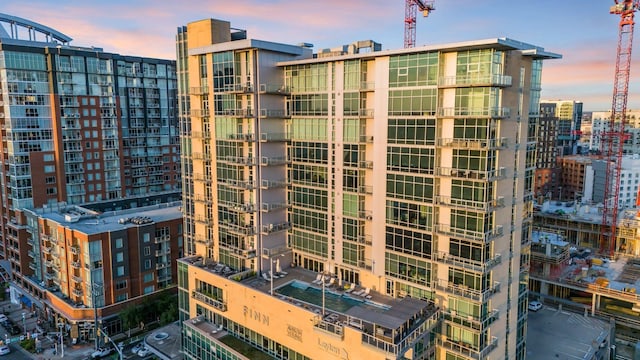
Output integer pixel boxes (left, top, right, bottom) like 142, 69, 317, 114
119, 305, 142, 337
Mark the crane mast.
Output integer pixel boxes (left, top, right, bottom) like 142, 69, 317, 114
404, 0, 435, 48
600, 0, 639, 256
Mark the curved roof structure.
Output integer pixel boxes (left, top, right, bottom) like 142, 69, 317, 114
0, 13, 72, 44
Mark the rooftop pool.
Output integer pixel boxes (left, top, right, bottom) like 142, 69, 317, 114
276, 280, 388, 313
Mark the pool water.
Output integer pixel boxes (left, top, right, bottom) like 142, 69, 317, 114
276, 280, 381, 313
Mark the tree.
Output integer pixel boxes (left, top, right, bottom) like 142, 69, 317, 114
119, 305, 142, 337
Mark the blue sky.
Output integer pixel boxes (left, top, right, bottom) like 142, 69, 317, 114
3, 0, 638, 111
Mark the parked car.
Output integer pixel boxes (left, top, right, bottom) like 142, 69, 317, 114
91, 347, 114, 359
137, 346, 151, 357
131, 342, 145, 355
9, 325, 21, 335
528, 301, 543, 312
0, 315, 7, 323
0, 345, 9, 355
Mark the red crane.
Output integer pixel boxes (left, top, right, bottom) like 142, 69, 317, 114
600, 0, 639, 257
404, 0, 435, 48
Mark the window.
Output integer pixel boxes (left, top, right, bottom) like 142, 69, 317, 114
144, 286, 154, 294
143, 273, 154, 283
116, 266, 125, 277
144, 259, 152, 270
44, 165, 55, 173
116, 294, 128, 302
115, 238, 123, 249
116, 252, 124, 263
144, 246, 151, 256
43, 154, 54, 162
115, 280, 127, 290
143, 233, 150, 243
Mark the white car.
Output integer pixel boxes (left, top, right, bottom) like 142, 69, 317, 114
0, 345, 9, 355
0, 315, 7, 323
137, 346, 151, 357
528, 301, 543, 312
131, 342, 145, 355
91, 347, 114, 359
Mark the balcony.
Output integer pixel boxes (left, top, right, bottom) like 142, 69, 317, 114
261, 222, 291, 235
72, 288, 83, 297
438, 73, 512, 88
260, 133, 290, 142
434, 223, 504, 243
261, 203, 289, 212
192, 153, 212, 161
71, 261, 81, 269
194, 194, 213, 204
260, 109, 290, 118
435, 280, 501, 303
194, 237, 213, 246
433, 251, 502, 273
436, 167, 506, 182
438, 107, 511, 119
260, 156, 289, 166
193, 173, 213, 183
434, 195, 505, 211
191, 290, 227, 312
155, 235, 170, 244
259, 83, 290, 95
437, 336, 498, 360
44, 272, 56, 281
220, 222, 256, 236
156, 262, 169, 270
359, 135, 374, 143
71, 275, 83, 283
218, 179, 256, 190
221, 156, 256, 166
226, 133, 255, 142
191, 131, 211, 139
437, 137, 508, 150
260, 179, 289, 189
195, 216, 212, 226
358, 185, 373, 195
222, 108, 254, 118
358, 160, 373, 169
155, 248, 170, 256
358, 211, 373, 221
226, 202, 257, 213
189, 86, 209, 95
190, 109, 210, 117
42, 246, 52, 255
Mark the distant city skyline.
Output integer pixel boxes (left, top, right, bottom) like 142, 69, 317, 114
3, 0, 638, 111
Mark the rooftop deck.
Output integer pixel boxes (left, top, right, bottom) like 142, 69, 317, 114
181, 256, 440, 357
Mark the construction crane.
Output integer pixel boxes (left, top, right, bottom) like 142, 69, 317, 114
404, 0, 435, 48
600, 0, 640, 257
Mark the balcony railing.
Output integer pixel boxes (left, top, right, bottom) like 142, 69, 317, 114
261, 156, 289, 166
226, 133, 255, 142
435, 280, 501, 303
218, 179, 257, 190
261, 222, 291, 235
433, 251, 502, 273
436, 167, 506, 181
222, 156, 256, 166
438, 107, 511, 118
434, 223, 504, 243
434, 195, 505, 211
436, 137, 508, 150
437, 336, 498, 360
192, 290, 227, 312
438, 74, 512, 88
260, 179, 289, 189
261, 203, 289, 212
220, 223, 256, 236
260, 109, 290, 118
443, 308, 500, 331
259, 83, 290, 95
260, 133, 290, 142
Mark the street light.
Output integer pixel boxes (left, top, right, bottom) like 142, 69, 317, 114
269, 254, 285, 296
57, 322, 64, 358
91, 281, 103, 351
21, 313, 25, 336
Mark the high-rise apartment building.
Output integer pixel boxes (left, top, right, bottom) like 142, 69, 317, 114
590, 109, 640, 154
0, 14, 181, 280
177, 18, 559, 360
534, 102, 561, 200
19, 202, 183, 342
540, 100, 583, 155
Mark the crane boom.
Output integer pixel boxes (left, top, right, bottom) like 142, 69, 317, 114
600, 0, 639, 257
404, 0, 435, 48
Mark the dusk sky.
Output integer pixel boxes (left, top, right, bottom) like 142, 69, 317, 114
3, 0, 639, 111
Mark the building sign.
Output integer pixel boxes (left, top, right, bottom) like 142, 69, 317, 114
287, 325, 302, 342
242, 306, 269, 325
